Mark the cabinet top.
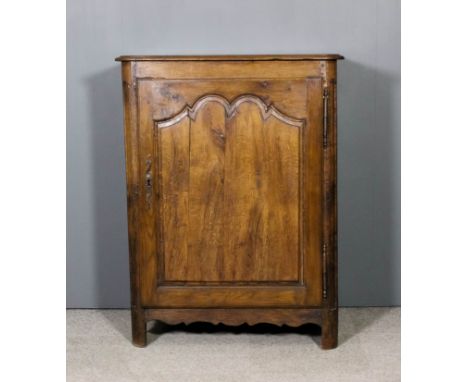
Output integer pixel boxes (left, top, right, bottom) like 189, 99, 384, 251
115, 54, 344, 62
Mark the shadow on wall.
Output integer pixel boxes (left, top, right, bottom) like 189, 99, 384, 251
87, 66, 131, 308
338, 59, 400, 306
85, 59, 400, 308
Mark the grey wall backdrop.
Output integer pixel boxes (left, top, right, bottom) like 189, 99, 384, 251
67, 0, 400, 308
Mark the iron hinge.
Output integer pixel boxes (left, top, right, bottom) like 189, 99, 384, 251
323, 87, 329, 148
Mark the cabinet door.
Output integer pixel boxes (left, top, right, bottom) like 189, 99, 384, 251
136, 73, 324, 308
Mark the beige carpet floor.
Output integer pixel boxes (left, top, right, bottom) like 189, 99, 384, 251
67, 308, 400, 382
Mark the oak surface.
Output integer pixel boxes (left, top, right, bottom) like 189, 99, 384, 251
118, 55, 341, 349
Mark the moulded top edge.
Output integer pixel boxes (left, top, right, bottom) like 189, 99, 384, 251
115, 54, 344, 62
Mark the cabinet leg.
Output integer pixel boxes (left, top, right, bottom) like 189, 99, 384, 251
131, 308, 147, 347
321, 308, 338, 350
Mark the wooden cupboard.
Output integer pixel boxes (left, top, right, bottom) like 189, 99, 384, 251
116, 54, 343, 349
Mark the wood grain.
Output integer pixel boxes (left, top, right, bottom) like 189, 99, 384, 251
118, 56, 341, 349
186, 102, 226, 280
159, 97, 301, 282
159, 117, 190, 281
135, 61, 325, 80
223, 102, 300, 281
145, 308, 322, 327
150, 79, 309, 121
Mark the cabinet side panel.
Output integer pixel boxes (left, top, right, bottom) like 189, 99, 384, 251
303, 77, 325, 305
326, 62, 338, 308
121, 63, 142, 314
318, 61, 338, 309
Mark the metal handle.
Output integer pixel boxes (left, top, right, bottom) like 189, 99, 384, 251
145, 156, 152, 210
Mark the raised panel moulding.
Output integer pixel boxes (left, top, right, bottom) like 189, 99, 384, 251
154, 94, 304, 128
